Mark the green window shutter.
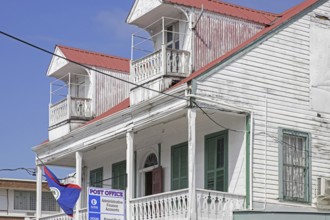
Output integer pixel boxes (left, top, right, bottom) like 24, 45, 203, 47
171, 142, 188, 190
90, 167, 103, 188
205, 131, 228, 192
112, 161, 127, 190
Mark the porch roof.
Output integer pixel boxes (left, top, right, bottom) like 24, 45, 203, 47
164, 0, 280, 25
57, 45, 130, 73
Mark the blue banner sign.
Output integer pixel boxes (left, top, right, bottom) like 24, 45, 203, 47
88, 187, 125, 220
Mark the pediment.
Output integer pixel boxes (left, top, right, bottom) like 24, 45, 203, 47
127, 0, 162, 24
47, 47, 69, 76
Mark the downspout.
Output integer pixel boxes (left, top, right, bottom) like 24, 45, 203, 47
249, 112, 254, 210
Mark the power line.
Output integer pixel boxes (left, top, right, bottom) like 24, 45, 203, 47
0, 168, 36, 176
0, 30, 188, 103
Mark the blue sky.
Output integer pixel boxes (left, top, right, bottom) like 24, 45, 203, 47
0, 0, 304, 180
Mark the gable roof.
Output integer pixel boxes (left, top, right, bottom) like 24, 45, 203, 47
57, 45, 130, 73
175, 0, 320, 87
164, 0, 280, 25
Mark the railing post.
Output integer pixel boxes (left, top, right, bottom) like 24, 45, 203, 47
162, 17, 167, 77
161, 45, 167, 76
68, 73, 71, 119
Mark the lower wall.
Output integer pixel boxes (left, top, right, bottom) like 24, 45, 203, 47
234, 211, 330, 220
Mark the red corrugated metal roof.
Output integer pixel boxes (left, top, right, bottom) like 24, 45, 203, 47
57, 45, 130, 73
40, 0, 320, 146
83, 98, 130, 127
174, 0, 318, 87
164, 0, 280, 25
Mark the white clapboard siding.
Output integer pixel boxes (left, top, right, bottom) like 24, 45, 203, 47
94, 68, 130, 116
196, 1, 330, 207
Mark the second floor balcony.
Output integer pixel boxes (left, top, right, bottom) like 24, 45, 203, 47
131, 17, 191, 85
49, 73, 93, 128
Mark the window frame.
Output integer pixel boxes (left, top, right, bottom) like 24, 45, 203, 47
204, 130, 228, 192
14, 190, 59, 212
90, 167, 103, 188
278, 128, 312, 203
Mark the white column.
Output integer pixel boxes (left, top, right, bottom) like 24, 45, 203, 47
126, 129, 134, 220
188, 107, 196, 220
75, 151, 83, 220
36, 165, 43, 220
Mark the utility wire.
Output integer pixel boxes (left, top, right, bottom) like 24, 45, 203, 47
2, 31, 328, 162
0, 30, 188, 102
0, 168, 36, 176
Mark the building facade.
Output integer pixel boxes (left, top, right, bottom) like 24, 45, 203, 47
0, 179, 59, 220
33, 0, 330, 219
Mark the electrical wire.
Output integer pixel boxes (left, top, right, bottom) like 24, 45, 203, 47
0, 30, 188, 102
0, 168, 36, 176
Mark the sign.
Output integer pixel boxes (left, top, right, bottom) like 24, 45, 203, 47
88, 187, 125, 220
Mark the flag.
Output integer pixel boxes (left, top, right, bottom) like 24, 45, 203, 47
44, 166, 81, 217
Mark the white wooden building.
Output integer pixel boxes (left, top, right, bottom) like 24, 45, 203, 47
33, 0, 330, 219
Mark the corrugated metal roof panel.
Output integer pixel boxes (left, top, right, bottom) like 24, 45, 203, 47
57, 45, 130, 73
164, 0, 279, 25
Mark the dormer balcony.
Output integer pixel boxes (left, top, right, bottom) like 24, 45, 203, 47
49, 73, 93, 128
131, 17, 191, 85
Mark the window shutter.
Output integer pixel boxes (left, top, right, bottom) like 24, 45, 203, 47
171, 143, 188, 190
112, 161, 126, 190
152, 166, 163, 194
180, 145, 188, 189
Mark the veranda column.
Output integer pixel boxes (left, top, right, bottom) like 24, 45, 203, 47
75, 151, 83, 220
36, 164, 43, 220
188, 107, 196, 220
126, 129, 134, 220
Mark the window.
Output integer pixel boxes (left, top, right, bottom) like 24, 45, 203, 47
171, 142, 188, 190
14, 191, 59, 211
280, 129, 311, 202
112, 161, 127, 190
166, 23, 179, 50
90, 167, 103, 188
205, 130, 228, 192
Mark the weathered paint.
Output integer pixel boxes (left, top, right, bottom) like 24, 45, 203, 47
193, 11, 264, 72
195, 0, 330, 211
93, 68, 130, 116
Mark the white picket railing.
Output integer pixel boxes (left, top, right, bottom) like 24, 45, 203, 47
130, 189, 189, 220
49, 97, 92, 127
39, 208, 87, 220
39, 190, 244, 220
196, 189, 245, 220
132, 48, 190, 84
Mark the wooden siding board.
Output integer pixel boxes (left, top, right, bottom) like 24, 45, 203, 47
195, 1, 330, 205
193, 11, 263, 71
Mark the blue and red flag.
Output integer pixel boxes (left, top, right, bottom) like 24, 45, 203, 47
44, 166, 81, 217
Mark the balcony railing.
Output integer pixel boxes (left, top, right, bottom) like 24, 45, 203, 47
132, 47, 190, 85
39, 208, 87, 220
49, 97, 92, 127
130, 188, 245, 220
39, 190, 244, 220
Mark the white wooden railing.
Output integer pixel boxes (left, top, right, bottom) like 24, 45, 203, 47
132, 48, 190, 84
49, 97, 92, 127
130, 189, 189, 220
39, 190, 244, 220
196, 189, 245, 220
39, 208, 87, 220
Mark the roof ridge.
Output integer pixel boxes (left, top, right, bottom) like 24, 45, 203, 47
57, 44, 130, 62
215, 0, 280, 17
